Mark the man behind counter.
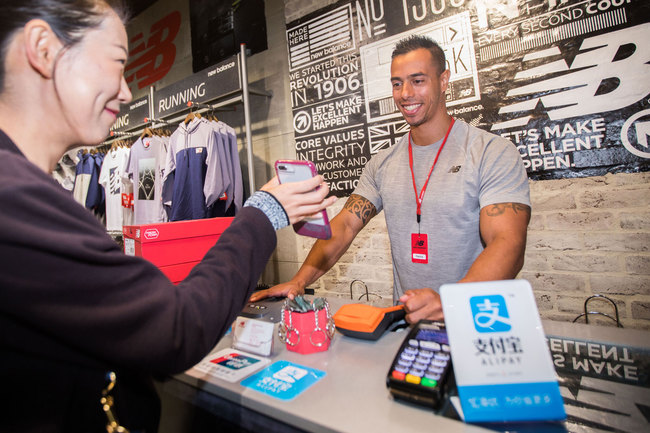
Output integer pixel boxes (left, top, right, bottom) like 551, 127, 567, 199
252, 35, 531, 324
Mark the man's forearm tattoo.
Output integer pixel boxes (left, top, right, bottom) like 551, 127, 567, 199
344, 194, 377, 224
485, 202, 531, 217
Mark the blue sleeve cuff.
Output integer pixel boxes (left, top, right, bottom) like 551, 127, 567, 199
244, 190, 290, 230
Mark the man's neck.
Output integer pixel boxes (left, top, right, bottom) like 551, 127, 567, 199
410, 113, 453, 146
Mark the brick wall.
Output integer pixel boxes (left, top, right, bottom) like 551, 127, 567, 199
305, 200, 394, 306
523, 172, 650, 330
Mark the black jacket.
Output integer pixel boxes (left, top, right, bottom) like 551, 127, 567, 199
0, 130, 276, 432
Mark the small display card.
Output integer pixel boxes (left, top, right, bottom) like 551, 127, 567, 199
191, 348, 270, 383
241, 360, 326, 401
232, 316, 275, 356
440, 280, 566, 423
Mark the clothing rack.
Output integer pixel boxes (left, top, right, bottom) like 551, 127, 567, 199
104, 44, 270, 195
187, 100, 234, 112
109, 130, 135, 137
72, 44, 270, 243
142, 117, 175, 130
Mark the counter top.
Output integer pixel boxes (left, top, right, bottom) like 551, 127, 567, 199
164, 298, 649, 433
175, 327, 488, 432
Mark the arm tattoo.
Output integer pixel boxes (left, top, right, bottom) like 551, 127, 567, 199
485, 202, 531, 217
344, 194, 377, 225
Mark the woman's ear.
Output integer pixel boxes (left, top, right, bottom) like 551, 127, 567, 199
23, 19, 63, 79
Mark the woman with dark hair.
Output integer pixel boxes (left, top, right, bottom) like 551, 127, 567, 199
0, 1, 336, 431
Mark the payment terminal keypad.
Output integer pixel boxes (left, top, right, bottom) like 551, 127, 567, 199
386, 320, 451, 409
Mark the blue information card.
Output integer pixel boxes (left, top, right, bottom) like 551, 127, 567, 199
241, 360, 326, 401
441, 280, 566, 423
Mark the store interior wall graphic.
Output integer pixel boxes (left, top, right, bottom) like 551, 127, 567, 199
273, 0, 650, 332
77, 0, 650, 332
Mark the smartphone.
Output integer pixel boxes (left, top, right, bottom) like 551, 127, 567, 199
386, 320, 452, 409
274, 160, 332, 239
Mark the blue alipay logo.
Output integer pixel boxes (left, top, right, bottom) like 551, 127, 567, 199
470, 295, 511, 333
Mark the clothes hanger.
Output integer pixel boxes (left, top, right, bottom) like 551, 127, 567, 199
140, 127, 154, 139
184, 109, 202, 125
207, 107, 218, 122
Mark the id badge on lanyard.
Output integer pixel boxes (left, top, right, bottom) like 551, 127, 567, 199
409, 118, 455, 264
411, 233, 428, 264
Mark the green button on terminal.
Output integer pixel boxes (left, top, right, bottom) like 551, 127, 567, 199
421, 377, 437, 388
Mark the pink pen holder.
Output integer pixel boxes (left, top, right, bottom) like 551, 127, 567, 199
278, 300, 335, 354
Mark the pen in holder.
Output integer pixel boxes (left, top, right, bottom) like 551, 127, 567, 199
278, 296, 335, 354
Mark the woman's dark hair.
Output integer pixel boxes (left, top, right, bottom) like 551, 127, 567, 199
392, 35, 446, 75
0, 0, 129, 91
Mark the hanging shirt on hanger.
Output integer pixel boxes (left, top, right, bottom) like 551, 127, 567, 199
99, 146, 130, 231
216, 120, 243, 213
204, 119, 234, 217
85, 151, 105, 216
126, 135, 169, 224
53, 152, 77, 191
72, 150, 95, 207
163, 117, 229, 221
121, 171, 134, 227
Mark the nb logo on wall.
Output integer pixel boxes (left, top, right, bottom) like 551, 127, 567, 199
470, 295, 511, 333
126, 11, 181, 90
492, 23, 650, 132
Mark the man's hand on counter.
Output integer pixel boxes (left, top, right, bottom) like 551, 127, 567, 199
249, 281, 305, 302
399, 288, 444, 324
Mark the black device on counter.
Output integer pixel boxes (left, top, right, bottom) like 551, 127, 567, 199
240, 286, 284, 322
241, 286, 316, 323
386, 320, 452, 409
240, 297, 285, 323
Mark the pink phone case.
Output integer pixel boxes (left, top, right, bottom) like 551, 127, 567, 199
275, 160, 332, 239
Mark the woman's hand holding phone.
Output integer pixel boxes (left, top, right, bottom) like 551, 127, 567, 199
273, 160, 334, 239
260, 174, 336, 226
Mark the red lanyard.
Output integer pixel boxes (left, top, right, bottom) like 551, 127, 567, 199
408, 117, 455, 225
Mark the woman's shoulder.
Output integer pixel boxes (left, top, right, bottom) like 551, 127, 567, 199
0, 148, 46, 183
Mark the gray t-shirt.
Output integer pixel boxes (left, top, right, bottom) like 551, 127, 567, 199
126, 135, 168, 224
353, 119, 531, 301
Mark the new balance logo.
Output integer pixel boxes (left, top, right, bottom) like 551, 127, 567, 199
492, 23, 650, 131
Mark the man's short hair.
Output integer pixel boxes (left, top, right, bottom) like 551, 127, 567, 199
391, 35, 446, 75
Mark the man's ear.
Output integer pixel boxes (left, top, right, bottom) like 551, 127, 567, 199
23, 19, 63, 79
439, 69, 451, 93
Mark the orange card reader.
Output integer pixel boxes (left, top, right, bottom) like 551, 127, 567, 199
334, 304, 405, 340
